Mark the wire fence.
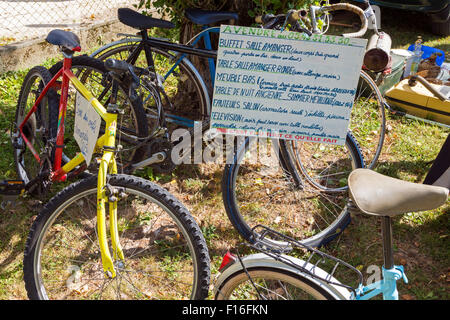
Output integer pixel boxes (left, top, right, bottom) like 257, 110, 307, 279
0, 0, 137, 45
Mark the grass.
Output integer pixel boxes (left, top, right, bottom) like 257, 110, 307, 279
0, 6, 449, 300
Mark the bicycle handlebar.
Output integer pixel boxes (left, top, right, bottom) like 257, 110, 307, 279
104, 58, 152, 102
255, 3, 367, 38
254, 12, 312, 36
104, 58, 151, 81
294, 3, 367, 38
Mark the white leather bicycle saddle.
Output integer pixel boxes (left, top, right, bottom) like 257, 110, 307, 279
348, 169, 449, 217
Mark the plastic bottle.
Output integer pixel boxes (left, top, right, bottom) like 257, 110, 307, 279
410, 36, 423, 75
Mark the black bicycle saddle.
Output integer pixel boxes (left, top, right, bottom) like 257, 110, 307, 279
185, 8, 238, 25
46, 29, 81, 52
118, 8, 175, 30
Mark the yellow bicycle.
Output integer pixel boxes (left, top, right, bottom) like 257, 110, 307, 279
20, 29, 210, 300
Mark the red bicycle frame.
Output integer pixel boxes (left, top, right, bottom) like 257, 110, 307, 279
18, 50, 80, 183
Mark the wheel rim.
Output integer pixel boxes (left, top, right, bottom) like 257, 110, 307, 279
227, 137, 352, 246
15, 71, 53, 187
217, 269, 331, 300
32, 185, 200, 300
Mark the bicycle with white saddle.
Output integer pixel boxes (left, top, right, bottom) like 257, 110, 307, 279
214, 168, 448, 300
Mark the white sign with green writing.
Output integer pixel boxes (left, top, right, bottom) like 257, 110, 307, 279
210, 25, 368, 145
74, 92, 101, 165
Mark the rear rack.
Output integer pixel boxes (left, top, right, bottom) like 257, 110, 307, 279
236, 225, 364, 297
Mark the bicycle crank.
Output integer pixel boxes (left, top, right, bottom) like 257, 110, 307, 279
130, 138, 176, 174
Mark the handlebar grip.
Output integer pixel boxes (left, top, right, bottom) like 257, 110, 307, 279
104, 59, 131, 74
323, 3, 368, 38
255, 14, 276, 25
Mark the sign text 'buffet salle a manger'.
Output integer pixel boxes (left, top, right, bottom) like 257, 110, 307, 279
210, 25, 367, 146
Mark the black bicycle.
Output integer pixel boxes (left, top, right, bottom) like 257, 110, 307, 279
45, 5, 380, 248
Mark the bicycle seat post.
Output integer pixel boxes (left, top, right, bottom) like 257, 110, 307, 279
45, 29, 82, 172
139, 29, 154, 66
53, 50, 73, 173
381, 216, 394, 269
348, 168, 449, 299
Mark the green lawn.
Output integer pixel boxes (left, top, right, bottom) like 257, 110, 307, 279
0, 6, 449, 300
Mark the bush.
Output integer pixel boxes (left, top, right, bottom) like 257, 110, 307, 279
136, 0, 325, 27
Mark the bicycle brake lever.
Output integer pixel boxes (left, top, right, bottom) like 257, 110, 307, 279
262, 15, 285, 30
291, 21, 313, 36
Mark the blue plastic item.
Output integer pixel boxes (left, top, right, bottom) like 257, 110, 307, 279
354, 265, 408, 300
407, 44, 445, 66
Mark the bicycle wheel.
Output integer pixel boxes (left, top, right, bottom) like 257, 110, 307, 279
48, 56, 149, 174
93, 41, 210, 135
215, 267, 336, 300
349, 70, 385, 169
13, 66, 59, 195
290, 131, 366, 192
23, 174, 210, 300
222, 131, 364, 248
292, 71, 385, 191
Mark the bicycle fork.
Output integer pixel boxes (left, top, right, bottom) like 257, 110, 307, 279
96, 119, 126, 279
98, 159, 126, 278
58, 70, 126, 279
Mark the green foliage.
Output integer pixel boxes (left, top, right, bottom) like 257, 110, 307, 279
136, 0, 327, 26
247, 0, 324, 18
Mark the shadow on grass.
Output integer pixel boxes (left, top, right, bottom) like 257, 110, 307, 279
0, 199, 41, 276
374, 159, 435, 183
325, 194, 448, 299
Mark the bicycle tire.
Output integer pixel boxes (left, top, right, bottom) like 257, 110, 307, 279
13, 66, 59, 195
215, 267, 337, 300
48, 56, 149, 174
92, 42, 210, 134
349, 69, 385, 169
23, 174, 211, 300
222, 131, 364, 248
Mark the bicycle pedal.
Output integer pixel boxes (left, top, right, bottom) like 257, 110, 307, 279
0, 180, 25, 209
0, 180, 26, 195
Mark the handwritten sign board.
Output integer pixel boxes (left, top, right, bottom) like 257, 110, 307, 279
74, 92, 101, 165
210, 25, 368, 145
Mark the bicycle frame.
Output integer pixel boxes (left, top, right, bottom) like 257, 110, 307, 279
215, 222, 409, 300
355, 216, 408, 300
17, 55, 123, 278
92, 26, 220, 129
169, 26, 220, 87
120, 27, 219, 82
